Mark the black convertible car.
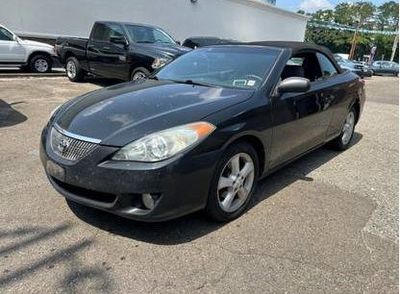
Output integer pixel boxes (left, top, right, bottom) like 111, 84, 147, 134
41, 42, 365, 222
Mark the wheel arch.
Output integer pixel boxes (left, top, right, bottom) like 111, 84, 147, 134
350, 98, 361, 125
64, 51, 76, 61
129, 62, 152, 76
27, 51, 52, 64
222, 134, 266, 177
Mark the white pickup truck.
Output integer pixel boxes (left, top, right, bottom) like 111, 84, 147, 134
0, 24, 57, 73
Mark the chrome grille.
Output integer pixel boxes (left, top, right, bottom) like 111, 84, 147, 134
50, 127, 98, 161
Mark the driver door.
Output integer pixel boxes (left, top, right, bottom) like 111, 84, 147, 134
0, 27, 25, 63
87, 23, 129, 80
269, 53, 335, 167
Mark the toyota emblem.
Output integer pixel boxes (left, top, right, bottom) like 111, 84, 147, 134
58, 139, 70, 153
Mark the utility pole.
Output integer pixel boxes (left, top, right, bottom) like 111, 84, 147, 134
349, 27, 359, 60
390, 20, 399, 62
390, 33, 399, 61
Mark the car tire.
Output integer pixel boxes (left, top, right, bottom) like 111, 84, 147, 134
206, 142, 259, 222
29, 54, 52, 73
130, 67, 151, 81
328, 107, 356, 151
66, 57, 84, 82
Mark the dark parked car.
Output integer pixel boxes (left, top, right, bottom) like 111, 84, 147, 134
41, 42, 365, 222
371, 61, 399, 76
55, 21, 191, 82
182, 37, 238, 49
334, 54, 372, 77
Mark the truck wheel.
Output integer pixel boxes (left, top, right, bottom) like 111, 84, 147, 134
130, 67, 150, 81
29, 54, 52, 73
66, 57, 84, 82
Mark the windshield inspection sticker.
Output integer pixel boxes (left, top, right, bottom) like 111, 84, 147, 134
247, 80, 256, 86
233, 80, 247, 87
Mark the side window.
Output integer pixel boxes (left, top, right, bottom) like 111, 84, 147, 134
92, 23, 124, 42
287, 57, 304, 66
153, 29, 174, 44
92, 24, 107, 41
108, 24, 124, 40
280, 57, 305, 80
281, 53, 322, 82
316, 53, 338, 80
0, 27, 13, 41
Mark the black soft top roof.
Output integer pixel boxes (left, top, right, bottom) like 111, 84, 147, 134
247, 41, 330, 55
246, 41, 342, 73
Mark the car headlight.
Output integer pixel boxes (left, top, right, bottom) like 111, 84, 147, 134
151, 57, 171, 69
112, 122, 216, 162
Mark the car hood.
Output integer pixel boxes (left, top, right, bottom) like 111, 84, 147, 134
55, 80, 253, 147
132, 43, 191, 58
20, 39, 53, 49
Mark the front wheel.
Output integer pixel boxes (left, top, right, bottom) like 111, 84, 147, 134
206, 143, 259, 222
328, 107, 356, 150
130, 67, 151, 81
29, 54, 52, 73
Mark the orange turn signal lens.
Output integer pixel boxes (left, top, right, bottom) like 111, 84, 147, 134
187, 122, 216, 139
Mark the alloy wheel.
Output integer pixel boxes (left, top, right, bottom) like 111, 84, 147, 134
132, 71, 146, 81
66, 61, 77, 79
34, 58, 49, 73
342, 111, 355, 145
217, 153, 255, 213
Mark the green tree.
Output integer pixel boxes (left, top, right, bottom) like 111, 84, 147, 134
377, 1, 399, 30
304, 1, 398, 62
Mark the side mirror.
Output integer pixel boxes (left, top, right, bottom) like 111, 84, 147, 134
110, 36, 128, 46
176, 40, 181, 45
277, 77, 310, 94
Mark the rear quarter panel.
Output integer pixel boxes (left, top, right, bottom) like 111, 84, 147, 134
325, 71, 363, 139
57, 37, 89, 70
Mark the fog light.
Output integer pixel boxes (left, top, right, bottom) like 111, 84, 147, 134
142, 193, 156, 210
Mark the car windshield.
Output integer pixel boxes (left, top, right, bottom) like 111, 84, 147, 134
125, 25, 175, 44
156, 47, 281, 89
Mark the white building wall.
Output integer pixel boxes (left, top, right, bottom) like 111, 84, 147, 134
0, 0, 307, 42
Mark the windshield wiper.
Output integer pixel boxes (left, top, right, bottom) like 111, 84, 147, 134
170, 79, 210, 87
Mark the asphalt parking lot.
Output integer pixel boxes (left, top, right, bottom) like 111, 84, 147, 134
0, 75, 398, 293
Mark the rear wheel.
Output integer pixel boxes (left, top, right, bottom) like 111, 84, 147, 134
328, 107, 356, 150
130, 67, 150, 81
29, 54, 52, 73
66, 57, 84, 82
206, 143, 259, 222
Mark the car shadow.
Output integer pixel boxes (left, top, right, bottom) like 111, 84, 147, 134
82, 77, 122, 87
0, 67, 64, 74
0, 100, 27, 128
68, 133, 363, 245
0, 223, 113, 292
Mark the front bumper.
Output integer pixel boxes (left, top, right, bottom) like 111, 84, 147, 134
40, 126, 221, 222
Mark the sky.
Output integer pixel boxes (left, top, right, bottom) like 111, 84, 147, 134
277, 0, 399, 12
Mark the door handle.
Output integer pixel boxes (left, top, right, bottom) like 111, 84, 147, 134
103, 46, 111, 50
